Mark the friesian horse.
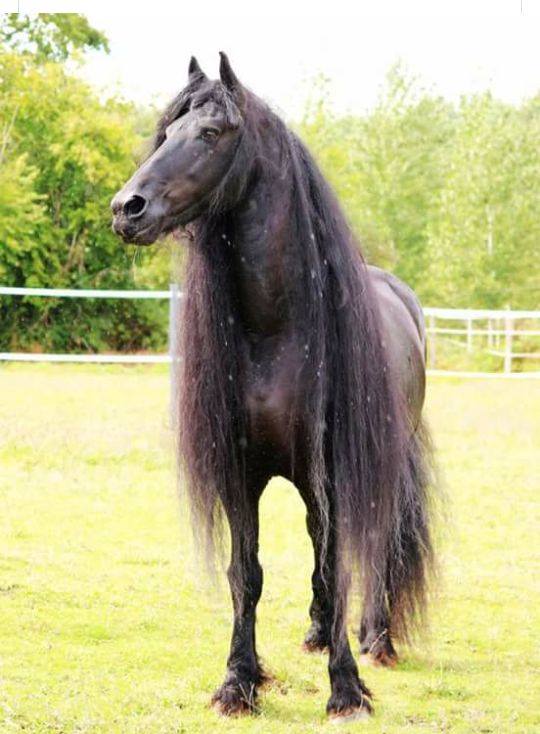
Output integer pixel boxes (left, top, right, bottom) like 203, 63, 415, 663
111, 53, 435, 722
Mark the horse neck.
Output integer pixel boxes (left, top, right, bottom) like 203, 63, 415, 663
228, 163, 294, 338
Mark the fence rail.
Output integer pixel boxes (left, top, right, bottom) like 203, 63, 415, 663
424, 306, 540, 374
0, 286, 170, 299
1, 287, 539, 377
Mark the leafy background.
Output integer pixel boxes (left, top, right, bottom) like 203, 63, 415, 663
0, 14, 538, 353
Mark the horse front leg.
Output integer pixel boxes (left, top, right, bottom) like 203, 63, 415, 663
212, 479, 266, 716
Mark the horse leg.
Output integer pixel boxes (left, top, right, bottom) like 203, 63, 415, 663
325, 516, 373, 721
358, 578, 398, 668
303, 498, 398, 669
296, 473, 372, 718
302, 498, 332, 653
212, 477, 266, 716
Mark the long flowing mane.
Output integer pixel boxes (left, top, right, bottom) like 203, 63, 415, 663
172, 83, 434, 641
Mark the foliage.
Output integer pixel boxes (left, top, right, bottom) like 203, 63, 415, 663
0, 13, 109, 61
425, 93, 540, 308
0, 17, 167, 352
299, 65, 539, 309
0, 152, 45, 270
0, 17, 537, 355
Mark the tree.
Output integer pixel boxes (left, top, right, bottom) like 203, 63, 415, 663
0, 152, 45, 280
425, 93, 540, 308
0, 17, 167, 352
0, 13, 108, 61
299, 65, 455, 289
299, 66, 539, 309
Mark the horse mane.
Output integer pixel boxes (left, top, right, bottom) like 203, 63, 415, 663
174, 83, 434, 641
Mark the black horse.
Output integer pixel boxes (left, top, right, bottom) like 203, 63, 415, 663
112, 54, 435, 722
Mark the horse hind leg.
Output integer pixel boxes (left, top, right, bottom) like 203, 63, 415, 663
326, 527, 373, 720
302, 500, 332, 653
358, 584, 399, 668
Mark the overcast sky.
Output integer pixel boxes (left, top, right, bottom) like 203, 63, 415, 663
8, 1, 540, 118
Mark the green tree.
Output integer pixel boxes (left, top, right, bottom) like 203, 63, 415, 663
300, 65, 455, 289
300, 66, 539, 310
0, 152, 45, 281
0, 13, 108, 61
426, 93, 540, 308
0, 17, 167, 352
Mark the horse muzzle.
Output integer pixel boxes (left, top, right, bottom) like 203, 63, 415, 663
110, 190, 165, 245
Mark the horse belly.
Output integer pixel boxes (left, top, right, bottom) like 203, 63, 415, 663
372, 276, 426, 424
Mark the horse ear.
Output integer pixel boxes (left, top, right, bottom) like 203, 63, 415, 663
188, 56, 207, 84
219, 51, 241, 92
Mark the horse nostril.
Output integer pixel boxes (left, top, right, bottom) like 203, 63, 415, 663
123, 194, 148, 220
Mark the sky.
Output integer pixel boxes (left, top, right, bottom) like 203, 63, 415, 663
5, 1, 540, 118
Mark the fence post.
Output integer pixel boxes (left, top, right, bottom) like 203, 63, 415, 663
504, 307, 513, 374
466, 317, 473, 352
169, 283, 181, 426
487, 318, 493, 349
428, 314, 436, 368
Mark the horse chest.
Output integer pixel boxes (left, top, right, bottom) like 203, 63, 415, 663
243, 341, 299, 454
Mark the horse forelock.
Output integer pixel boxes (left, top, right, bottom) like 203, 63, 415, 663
153, 80, 244, 152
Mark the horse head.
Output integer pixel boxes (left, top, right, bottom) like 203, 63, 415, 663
111, 53, 246, 245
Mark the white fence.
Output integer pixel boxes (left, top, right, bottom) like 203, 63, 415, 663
424, 307, 540, 376
0, 286, 539, 378
0, 286, 177, 365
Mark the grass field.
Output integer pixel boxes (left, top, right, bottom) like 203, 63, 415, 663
0, 365, 538, 734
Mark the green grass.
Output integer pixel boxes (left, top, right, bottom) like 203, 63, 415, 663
0, 364, 538, 733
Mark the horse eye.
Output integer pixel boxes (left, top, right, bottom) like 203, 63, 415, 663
200, 127, 220, 142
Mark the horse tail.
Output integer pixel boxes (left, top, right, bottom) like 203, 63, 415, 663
386, 419, 436, 641
356, 417, 437, 645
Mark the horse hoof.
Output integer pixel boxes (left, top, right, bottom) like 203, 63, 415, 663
302, 624, 330, 654
211, 683, 257, 717
329, 707, 371, 724
327, 686, 373, 723
302, 639, 329, 654
359, 650, 398, 668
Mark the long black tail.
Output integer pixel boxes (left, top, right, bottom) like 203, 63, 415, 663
359, 419, 437, 644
